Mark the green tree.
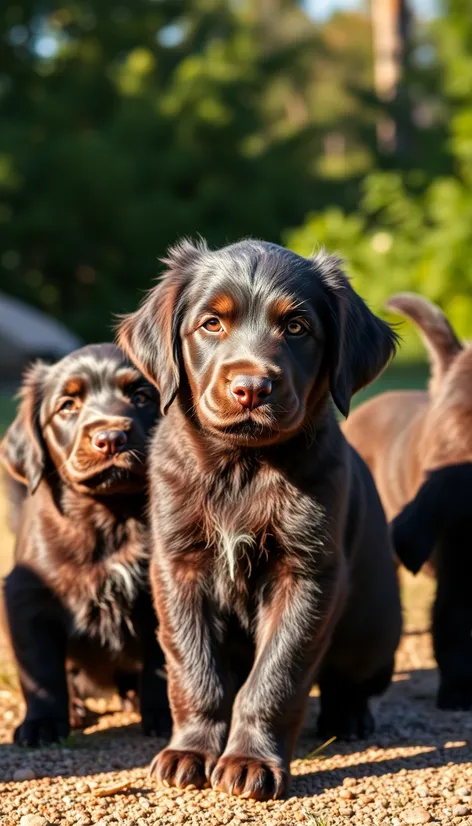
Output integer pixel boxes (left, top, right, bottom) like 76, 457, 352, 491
0, 0, 392, 341
288, 0, 472, 359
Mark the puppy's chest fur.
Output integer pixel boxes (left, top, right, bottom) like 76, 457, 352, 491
43, 513, 148, 651
197, 461, 326, 610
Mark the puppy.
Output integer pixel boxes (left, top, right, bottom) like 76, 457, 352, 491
1, 343, 170, 745
118, 239, 402, 800
344, 293, 472, 709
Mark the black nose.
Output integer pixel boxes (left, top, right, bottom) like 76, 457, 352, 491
91, 429, 128, 455
230, 375, 272, 410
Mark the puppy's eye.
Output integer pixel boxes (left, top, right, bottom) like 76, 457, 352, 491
285, 319, 307, 336
57, 398, 79, 415
131, 389, 152, 407
202, 317, 223, 333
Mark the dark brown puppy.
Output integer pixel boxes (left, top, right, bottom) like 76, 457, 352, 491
119, 239, 402, 800
1, 343, 170, 746
344, 293, 472, 709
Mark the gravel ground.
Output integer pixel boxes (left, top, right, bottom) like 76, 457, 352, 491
1, 572, 472, 826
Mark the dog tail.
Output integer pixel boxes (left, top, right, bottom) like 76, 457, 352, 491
386, 292, 463, 395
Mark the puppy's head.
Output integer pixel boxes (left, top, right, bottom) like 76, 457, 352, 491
119, 239, 396, 446
1, 344, 159, 495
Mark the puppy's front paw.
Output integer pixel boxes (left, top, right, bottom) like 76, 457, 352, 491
14, 717, 70, 747
150, 748, 214, 789
317, 701, 375, 741
211, 755, 288, 800
141, 708, 172, 739
438, 679, 472, 711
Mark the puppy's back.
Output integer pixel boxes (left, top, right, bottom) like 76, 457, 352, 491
344, 390, 428, 519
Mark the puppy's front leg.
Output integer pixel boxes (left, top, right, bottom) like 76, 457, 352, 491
212, 564, 342, 800
3, 566, 70, 746
149, 554, 233, 790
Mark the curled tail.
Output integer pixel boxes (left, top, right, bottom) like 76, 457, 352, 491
387, 292, 463, 395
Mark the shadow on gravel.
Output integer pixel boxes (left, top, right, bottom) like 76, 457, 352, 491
2, 666, 472, 790
290, 742, 472, 799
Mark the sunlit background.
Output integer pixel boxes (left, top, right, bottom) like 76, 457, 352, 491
1, 0, 470, 426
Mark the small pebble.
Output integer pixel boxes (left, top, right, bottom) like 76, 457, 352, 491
19, 818, 49, 826
453, 805, 471, 817
13, 768, 36, 782
401, 808, 432, 824
340, 789, 354, 800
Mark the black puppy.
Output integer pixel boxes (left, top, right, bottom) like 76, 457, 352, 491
1, 343, 170, 745
393, 462, 472, 710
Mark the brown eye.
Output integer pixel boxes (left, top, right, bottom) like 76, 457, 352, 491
285, 319, 307, 336
202, 317, 223, 333
57, 398, 78, 415
131, 389, 151, 407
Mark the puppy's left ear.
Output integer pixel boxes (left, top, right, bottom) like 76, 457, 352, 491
118, 239, 204, 415
0, 362, 49, 494
316, 252, 397, 417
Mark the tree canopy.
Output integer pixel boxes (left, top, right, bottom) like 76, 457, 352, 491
1, 1, 469, 357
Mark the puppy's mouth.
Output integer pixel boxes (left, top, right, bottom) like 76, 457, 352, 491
63, 450, 146, 490
197, 401, 304, 445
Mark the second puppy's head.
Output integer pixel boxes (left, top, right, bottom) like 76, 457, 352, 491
1, 343, 159, 495
119, 239, 396, 447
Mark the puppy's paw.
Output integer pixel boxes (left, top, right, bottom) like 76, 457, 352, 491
14, 717, 70, 747
437, 680, 472, 711
317, 702, 375, 741
150, 748, 213, 790
211, 755, 288, 800
141, 708, 172, 739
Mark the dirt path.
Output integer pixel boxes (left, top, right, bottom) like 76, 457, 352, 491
1, 568, 472, 826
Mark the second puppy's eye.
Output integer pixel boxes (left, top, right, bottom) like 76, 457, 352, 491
57, 398, 79, 414
202, 317, 223, 333
285, 319, 307, 336
131, 389, 152, 407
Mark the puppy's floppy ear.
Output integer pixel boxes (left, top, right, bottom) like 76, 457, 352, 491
118, 239, 204, 415
0, 362, 49, 494
393, 463, 472, 574
315, 252, 398, 417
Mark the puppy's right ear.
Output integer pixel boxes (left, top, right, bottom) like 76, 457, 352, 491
0, 362, 49, 494
118, 239, 203, 415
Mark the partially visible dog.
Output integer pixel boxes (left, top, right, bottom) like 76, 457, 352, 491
344, 293, 472, 709
1, 343, 170, 745
119, 238, 402, 800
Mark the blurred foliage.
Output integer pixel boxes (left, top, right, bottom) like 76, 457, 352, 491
0, 0, 377, 340
289, 0, 472, 358
1, 0, 471, 357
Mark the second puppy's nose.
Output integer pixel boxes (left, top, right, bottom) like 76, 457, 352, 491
91, 429, 128, 455
230, 376, 272, 410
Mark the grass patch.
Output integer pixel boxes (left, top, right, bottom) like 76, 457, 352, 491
0, 393, 17, 436
303, 736, 337, 761
353, 361, 428, 407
